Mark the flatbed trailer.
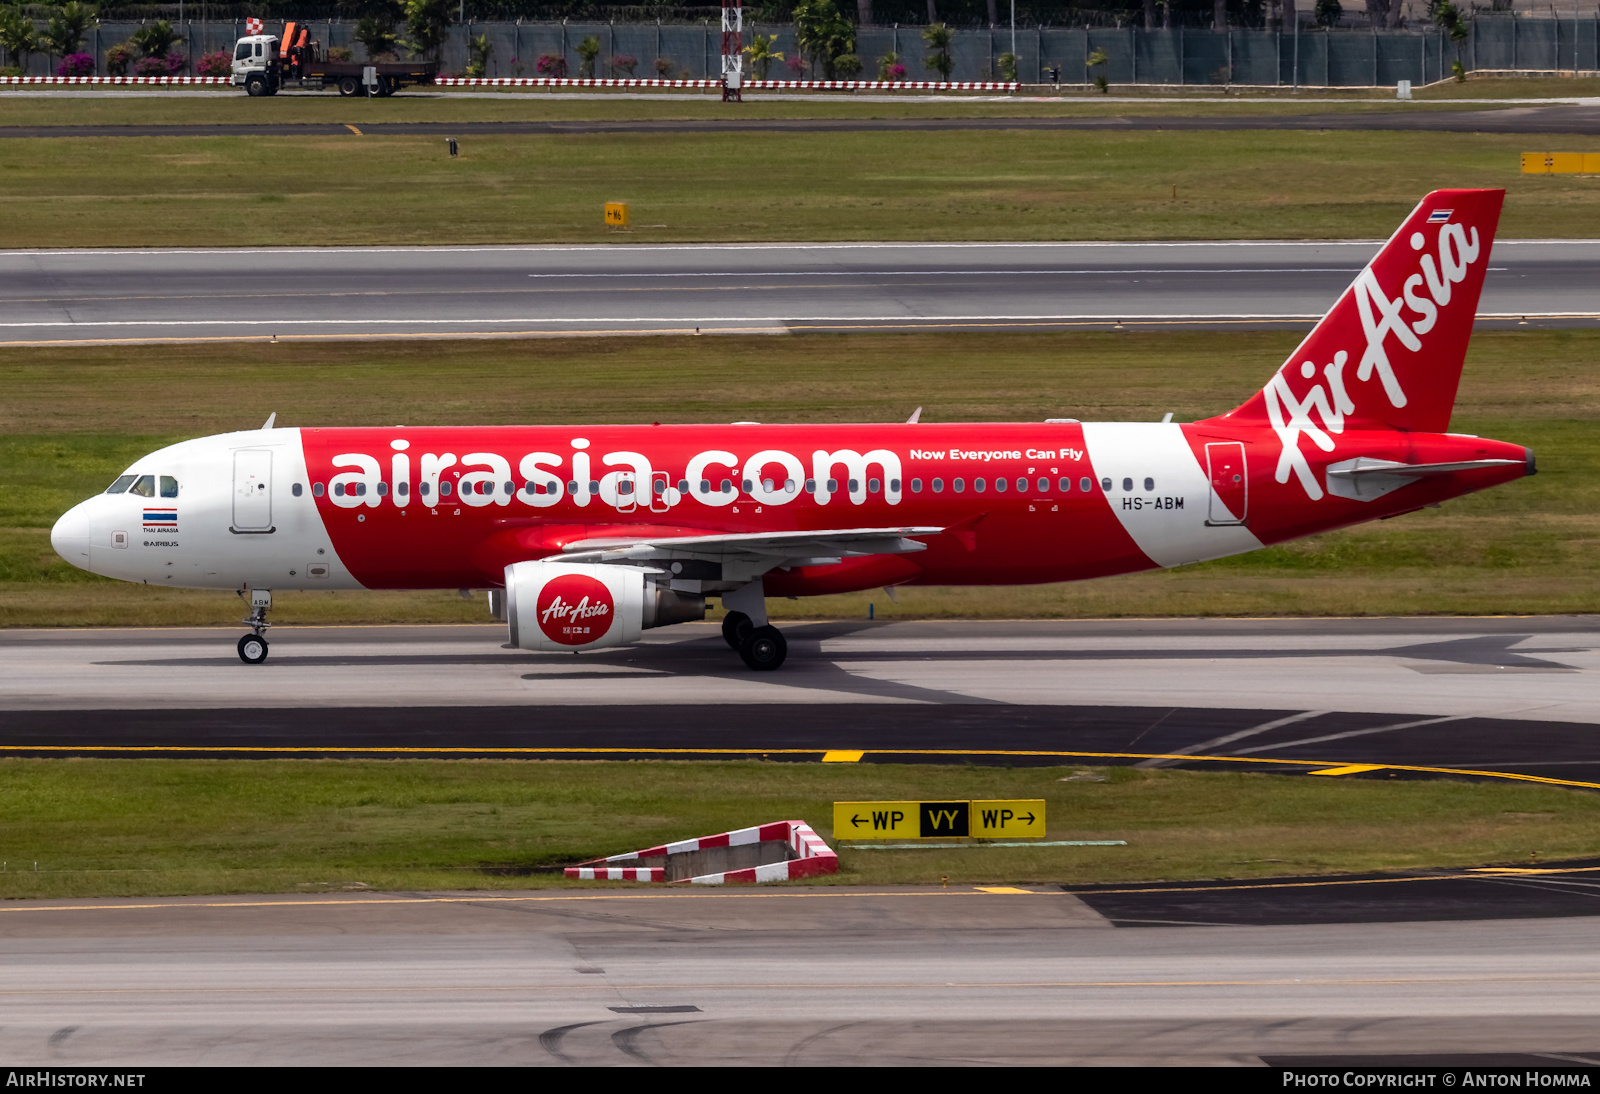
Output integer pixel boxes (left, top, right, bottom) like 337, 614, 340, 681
230, 23, 438, 97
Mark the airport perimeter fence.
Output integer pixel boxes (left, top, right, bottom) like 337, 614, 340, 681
4, 16, 1597, 87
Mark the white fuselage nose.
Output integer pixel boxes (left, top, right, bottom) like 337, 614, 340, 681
49, 498, 94, 570
49, 429, 359, 593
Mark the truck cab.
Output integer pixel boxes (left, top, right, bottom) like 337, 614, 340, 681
231, 34, 280, 96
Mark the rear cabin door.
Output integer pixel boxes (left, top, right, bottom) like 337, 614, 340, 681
232, 449, 274, 532
1205, 442, 1247, 526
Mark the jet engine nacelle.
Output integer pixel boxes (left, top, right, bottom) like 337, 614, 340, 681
504, 560, 705, 652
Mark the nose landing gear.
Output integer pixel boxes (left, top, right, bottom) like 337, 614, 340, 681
237, 588, 272, 665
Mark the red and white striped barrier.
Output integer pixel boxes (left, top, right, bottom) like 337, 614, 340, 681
566, 819, 838, 885
436, 76, 1017, 91
1, 75, 233, 85
2, 74, 1017, 92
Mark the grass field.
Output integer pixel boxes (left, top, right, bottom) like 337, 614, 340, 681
1, 127, 1595, 248
2, 328, 1594, 626
0, 759, 1592, 899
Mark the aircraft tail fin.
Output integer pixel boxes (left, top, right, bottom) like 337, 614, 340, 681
1205, 189, 1503, 436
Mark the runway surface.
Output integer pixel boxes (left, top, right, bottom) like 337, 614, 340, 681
2, 240, 1596, 346
4, 99, 1600, 136
3, 887, 1599, 1065
5, 617, 1598, 785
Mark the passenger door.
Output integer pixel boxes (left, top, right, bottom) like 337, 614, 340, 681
232, 450, 274, 532
1205, 442, 1247, 526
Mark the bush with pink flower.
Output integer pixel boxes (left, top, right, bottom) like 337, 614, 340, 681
57, 53, 95, 77
535, 53, 567, 78
196, 50, 232, 77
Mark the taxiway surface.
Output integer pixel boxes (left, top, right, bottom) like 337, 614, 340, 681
3, 889, 1599, 1066
5, 617, 1597, 783
2, 240, 1596, 345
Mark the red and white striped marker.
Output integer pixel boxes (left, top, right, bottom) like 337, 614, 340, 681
566, 820, 838, 884
245, 17, 263, 35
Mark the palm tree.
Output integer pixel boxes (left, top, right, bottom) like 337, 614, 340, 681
922, 22, 953, 80
44, 3, 96, 64
131, 20, 184, 61
743, 32, 783, 80
0, 7, 38, 73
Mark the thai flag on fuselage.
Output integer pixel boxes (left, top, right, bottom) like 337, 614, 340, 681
142, 508, 177, 526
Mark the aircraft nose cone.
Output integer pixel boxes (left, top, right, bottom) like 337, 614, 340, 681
51, 501, 93, 569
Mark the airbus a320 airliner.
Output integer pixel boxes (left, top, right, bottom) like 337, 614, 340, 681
52, 189, 1531, 670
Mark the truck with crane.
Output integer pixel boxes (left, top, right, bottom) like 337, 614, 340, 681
230, 21, 438, 97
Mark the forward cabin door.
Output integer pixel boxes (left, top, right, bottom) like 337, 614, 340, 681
232, 449, 274, 532
1205, 442, 1247, 526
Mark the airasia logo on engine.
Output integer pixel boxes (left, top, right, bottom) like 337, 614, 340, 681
537, 574, 614, 646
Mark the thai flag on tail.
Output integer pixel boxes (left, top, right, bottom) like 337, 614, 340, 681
1427, 209, 1452, 223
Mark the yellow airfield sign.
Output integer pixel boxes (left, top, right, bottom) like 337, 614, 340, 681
833, 800, 1045, 841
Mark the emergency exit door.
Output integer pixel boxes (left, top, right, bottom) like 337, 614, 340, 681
1205, 442, 1247, 526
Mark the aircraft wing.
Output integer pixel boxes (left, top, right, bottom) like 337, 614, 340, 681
555, 526, 943, 568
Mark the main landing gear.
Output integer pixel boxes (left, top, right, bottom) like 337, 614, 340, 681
237, 588, 272, 665
721, 610, 788, 671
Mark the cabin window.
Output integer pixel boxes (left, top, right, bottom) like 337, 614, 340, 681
1144, 477, 1155, 491
827, 479, 839, 493
678, 479, 690, 494
1082, 477, 1093, 493
653, 480, 666, 495
699, 479, 711, 494
762, 478, 774, 493
784, 478, 797, 494
398, 482, 409, 497
619, 480, 633, 495
974, 478, 986, 492
567, 480, 579, 495
376, 482, 389, 497
742, 479, 753, 493
993, 478, 1005, 493
721, 479, 733, 494
129, 475, 156, 498
805, 479, 817, 493
355, 483, 367, 497
588, 481, 600, 495
890, 478, 901, 493
868, 478, 879, 494
418, 482, 430, 497
333, 483, 345, 497
313, 482, 325, 497
1058, 477, 1071, 492
160, 476, 179, 498
1101, 477, 1112, 491
440, 481, 453, 497
291, 483, 303, 497
932, 477, 944, 493
953, 477, 965, 493
105, 475, 137, 494
911, 478, 923, 493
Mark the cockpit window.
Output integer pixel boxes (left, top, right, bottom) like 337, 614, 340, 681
105, 475, 137, 494
128, 475, 156, 498
160, 475, 179, 498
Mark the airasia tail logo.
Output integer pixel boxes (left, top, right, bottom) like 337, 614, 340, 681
536, 574, 614, 646
1265, 215, 1484, 501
